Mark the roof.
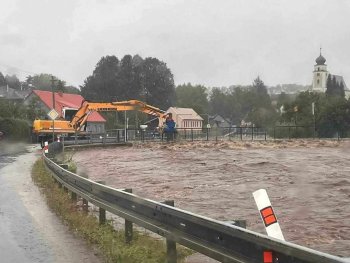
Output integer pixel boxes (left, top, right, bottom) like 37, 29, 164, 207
315, 54, 326, 65
209, 114, 230, 124
167, 107, 203, 121
31, 90, 106, 122
0, 85, 30, 100
332, 75, 348, 90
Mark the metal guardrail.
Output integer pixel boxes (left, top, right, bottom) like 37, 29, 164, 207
43, 153, 348, 263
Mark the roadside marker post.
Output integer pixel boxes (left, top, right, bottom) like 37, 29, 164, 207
253, 189, 285, 241
43, 141, 49, 154
253, 189, 284, 263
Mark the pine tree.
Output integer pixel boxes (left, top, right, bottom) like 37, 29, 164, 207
325, 74, 333, 96
339, 80, 345, 98
0, 72, 6, 86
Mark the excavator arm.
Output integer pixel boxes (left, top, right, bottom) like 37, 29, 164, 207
70, 99, 167, 131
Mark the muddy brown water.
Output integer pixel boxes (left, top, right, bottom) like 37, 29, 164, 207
73, 140, 350, 258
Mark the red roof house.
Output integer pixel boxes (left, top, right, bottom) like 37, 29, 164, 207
27, 90, 105, 122
24, 90, 106, 133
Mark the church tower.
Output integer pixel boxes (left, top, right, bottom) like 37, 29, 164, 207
312, 49, 329, 92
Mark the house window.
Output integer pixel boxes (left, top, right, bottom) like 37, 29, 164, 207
317, 73, 320, 76
317, 79, 320, 84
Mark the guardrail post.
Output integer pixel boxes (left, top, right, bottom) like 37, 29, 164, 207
71, 191, 77, 201
123, 188, 133, 243
97, 181, 106, 225
81, 173, 89, 212
83, 198, 88, 212
164, 200, 177, 263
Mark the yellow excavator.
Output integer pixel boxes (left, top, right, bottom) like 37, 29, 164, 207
33, 99, 170, 144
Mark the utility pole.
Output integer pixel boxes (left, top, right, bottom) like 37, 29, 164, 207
312, 102, 316, 138
51, 76, 56, 143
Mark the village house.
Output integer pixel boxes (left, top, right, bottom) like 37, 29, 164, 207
166, 107, 203, 130
0, 85, 31, 103
209, 114, 231, 128
24, 90, 106, 133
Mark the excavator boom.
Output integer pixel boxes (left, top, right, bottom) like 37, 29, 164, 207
70, 100, 167, 131
33, 99, 167, 136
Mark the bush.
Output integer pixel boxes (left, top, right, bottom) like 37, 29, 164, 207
0, 118, 30, 141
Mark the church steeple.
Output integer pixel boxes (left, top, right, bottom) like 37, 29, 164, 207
315, 47, 326, 65
312, 48, 328, 92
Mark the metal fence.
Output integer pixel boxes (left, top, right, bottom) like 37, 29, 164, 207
43, 147, 348, 263
61, 125, 350, 145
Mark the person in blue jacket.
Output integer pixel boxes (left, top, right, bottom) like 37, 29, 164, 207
164, 113, 176, 140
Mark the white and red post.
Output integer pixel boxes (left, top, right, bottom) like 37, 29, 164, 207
253, 189, 285, 263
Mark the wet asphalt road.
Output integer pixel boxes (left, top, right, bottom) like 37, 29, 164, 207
0, 145, 50, 262
0, 143, 101, 263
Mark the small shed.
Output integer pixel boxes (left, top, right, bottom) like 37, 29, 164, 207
166, 107, 203, 130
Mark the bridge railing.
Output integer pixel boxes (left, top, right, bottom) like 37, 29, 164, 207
43, 149, 347, 263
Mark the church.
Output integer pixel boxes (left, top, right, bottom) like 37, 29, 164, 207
311, 50, 349, 97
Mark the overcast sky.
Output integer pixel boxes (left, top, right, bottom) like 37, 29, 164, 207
0, 0, 349, 88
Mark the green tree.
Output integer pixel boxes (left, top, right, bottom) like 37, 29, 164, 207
31, 74, 52, 90
29, 73, 72, 92
0, 72, 6, 86
176, 83, 209, 114
0, 100, 26, 119
317, 96, 349, 137
5, 74, 21, 90
246, 77, 276, 127
81, 55, 120, 101
326, 74, 345, 98
140, 57, 175, 109
81, 54, 175, 110
209, 79, 275, 127
64, 86, 81, 94
25, 97, 46, 121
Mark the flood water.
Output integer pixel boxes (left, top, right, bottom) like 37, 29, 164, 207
73, 140, 350, 257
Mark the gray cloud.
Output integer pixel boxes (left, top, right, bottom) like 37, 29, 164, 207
0, 0, 349, 88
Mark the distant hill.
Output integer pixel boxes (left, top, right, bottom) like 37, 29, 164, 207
267, 84, 311, 95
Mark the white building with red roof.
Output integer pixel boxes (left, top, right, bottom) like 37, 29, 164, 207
24, 90, 106, 133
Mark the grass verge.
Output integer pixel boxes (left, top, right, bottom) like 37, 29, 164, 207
32, 158, 192, 263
